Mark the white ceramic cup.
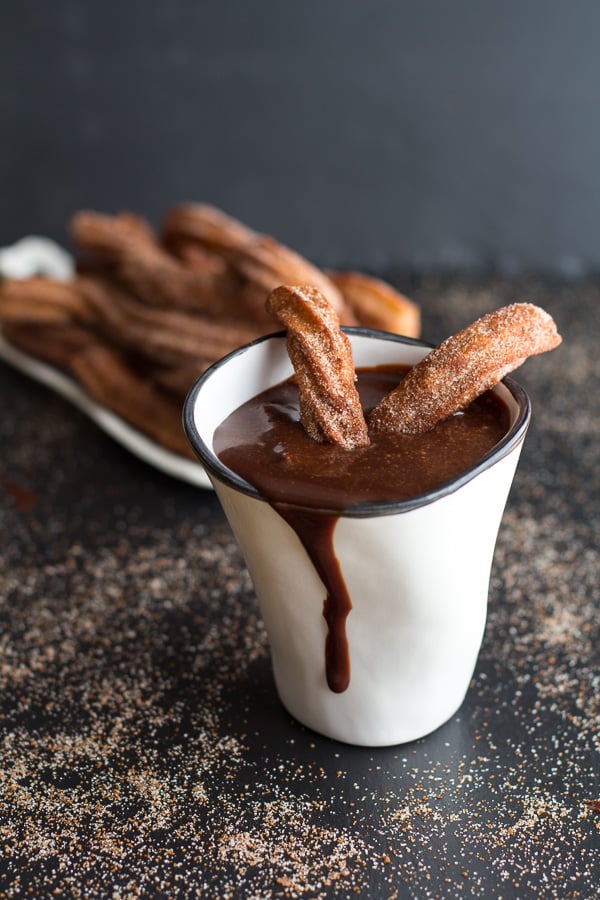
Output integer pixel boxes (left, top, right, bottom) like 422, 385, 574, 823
183, 329, 530, 747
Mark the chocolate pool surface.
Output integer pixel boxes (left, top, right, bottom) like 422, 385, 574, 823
0, 275, 598, 898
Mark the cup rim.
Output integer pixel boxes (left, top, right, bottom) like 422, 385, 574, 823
183, 327, 531, 517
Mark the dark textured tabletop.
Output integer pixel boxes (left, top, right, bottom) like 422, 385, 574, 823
1, 275, 598, 899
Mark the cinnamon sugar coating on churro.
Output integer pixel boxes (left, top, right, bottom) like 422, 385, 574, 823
369, 302, 562, 434
266, 285, 370, 450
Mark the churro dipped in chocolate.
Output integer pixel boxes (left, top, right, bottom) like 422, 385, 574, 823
266, 285, 370, 450
369, 303, 561, 434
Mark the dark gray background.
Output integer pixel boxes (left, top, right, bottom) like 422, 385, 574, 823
2, 0, 599, 273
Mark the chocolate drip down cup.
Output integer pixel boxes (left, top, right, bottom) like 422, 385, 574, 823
183, 329, 530, 747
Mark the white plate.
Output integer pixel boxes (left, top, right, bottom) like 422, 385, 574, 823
0, 333, 212, 488
0, 236, 212, 488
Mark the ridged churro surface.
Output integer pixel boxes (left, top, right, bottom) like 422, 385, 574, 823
369, 303, 562, 434
0, 203, 421, 458
266, 285, 370, 449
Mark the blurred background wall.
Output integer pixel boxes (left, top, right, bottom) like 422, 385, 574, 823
1, 0, 599, 274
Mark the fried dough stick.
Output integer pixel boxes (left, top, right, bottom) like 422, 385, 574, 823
1, 321, 95, 372
150, 361, 211, 399
70, 210, 255, 320
328, 271, 421, 338
70, 344, 196, 459
266, 285, 369, 450
369, 303, 562, 434
1, 295, 198, 454
163, 204, 353, 323
77, 274, 263, 368
0, 277, 93, 325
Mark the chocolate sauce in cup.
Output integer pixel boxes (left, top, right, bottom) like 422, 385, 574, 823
184, 329, 530, 747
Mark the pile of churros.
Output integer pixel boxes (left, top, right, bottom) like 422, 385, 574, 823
266, 285, 562, 448
0, 205, 420, 459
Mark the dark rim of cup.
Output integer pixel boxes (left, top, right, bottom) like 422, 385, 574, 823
183, 327, 531, 517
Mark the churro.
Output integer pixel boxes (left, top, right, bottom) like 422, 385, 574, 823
151, 361, 211, 399
78, 274, 263, 368
0, 203, 424, 463
1, 321, 95, 372
163, 204, 352, 322
266, 285, 370, 449
70, 344, 196, 459
329, 271, 421, 338
0, 277, 93, 325
71, 210, 249, 320
369, 302, 562, 434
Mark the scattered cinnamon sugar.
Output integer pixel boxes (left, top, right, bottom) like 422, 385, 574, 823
0, 275, 597, 898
